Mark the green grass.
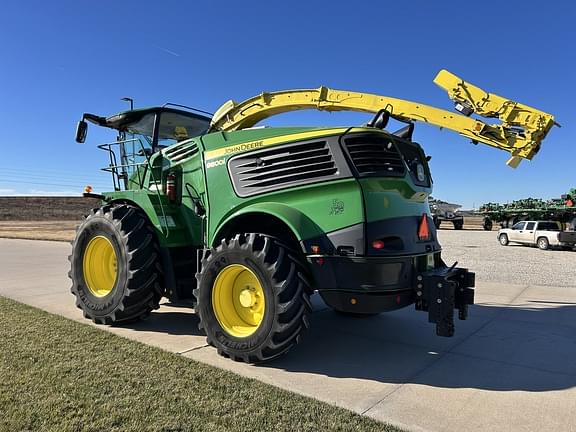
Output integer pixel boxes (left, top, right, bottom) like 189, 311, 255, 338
0, 296, 400, 432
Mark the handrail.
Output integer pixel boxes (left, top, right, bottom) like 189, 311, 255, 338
96, 137, 169, 236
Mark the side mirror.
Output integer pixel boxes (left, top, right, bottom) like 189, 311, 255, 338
75, 120, 88, 143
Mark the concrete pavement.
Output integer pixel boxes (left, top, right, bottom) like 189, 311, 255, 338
1, 237, 575, 432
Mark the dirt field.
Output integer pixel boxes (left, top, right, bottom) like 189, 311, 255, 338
0, 197, 99, 241
0, 221, 79, 242
0, 197, 99, 221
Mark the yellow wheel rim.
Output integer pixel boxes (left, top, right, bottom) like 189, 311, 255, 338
83, 235, 118, 297
212, 264, 266, 338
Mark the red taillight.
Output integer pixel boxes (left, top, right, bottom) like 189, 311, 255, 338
166, 172, 177, 202
418, 213, 430, 241
372, 240, 385, 249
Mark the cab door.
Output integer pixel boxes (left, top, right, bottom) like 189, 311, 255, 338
508, 222, 526, 242
516, 221, 536, 243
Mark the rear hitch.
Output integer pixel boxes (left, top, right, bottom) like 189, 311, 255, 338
414, 265, 475, 337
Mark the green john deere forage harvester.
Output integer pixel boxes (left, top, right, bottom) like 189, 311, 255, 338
71, 70, 556, 362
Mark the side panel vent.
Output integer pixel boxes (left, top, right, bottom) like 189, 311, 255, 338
164, 142, 199, 163
343, 135, 405, 176
229, 140, 339, 197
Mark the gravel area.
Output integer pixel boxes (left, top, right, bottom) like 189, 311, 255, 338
438, 230, 575, 287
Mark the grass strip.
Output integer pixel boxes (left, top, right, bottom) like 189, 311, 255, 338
0, 296, 399, 432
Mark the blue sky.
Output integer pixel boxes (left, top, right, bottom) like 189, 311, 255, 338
0, 1, 573, 209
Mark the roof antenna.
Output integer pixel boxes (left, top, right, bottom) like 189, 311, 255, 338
121, 97, 134, 110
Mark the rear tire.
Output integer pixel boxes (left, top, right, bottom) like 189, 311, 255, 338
499, 234, 509, 246
69, 204, 164, 324
195, 233, 311, 363
537, 237, 549, 250
453, 220, 463, 230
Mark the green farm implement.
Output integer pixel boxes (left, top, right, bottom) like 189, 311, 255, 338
480, 189, 575, 231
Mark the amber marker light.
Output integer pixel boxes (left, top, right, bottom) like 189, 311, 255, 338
84, 185, 93, 193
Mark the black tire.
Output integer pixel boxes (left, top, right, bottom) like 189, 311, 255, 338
453, 220, 464, 230
483, 218, 493, 231
537, 237, 549, 250
499, 233, 509, 246
69, 204, 164, 324
433, 216, 441, 229
194, 233, 311, 363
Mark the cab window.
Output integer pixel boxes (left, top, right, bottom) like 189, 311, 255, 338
538, 222, 560, 231
525, 222, 535, 230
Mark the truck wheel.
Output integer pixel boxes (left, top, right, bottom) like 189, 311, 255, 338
453, 220, 463, 230
537, 237, 550, 250
483, 218, 493, 231
433, 216, 441, 229
195, 233, 311, 363
69, 204, 164, 324
498, 234, 509, 246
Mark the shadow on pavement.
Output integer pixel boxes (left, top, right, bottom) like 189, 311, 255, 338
112, 296, 576, 393
118, 309, 203, 337
262, 301, 576, 392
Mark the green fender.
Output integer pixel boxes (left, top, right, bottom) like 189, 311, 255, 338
211, 202, 325, 248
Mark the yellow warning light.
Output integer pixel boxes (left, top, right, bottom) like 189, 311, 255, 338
84, 185, 93, 193
350, 298, 357, 305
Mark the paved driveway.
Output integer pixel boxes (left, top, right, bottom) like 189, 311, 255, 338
1, 237, 575, 432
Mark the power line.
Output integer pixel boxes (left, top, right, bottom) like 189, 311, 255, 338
0, 179, 112, 189
0, 174, 111, 186
0, 167, 112, 180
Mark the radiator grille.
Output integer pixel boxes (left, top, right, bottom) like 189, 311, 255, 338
229, 141, 338, 196
343, 136, 405, 176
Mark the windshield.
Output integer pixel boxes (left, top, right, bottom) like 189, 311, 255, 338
157, 111, 209, 147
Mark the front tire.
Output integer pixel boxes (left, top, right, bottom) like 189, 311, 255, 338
195, 233, 311, 363
69, 204, 164, 324
499, 234, 509, 246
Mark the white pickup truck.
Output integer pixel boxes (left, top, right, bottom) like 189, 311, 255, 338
498, 220, 576, 250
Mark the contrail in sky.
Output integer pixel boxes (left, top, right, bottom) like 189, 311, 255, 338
153, 44, 181, 57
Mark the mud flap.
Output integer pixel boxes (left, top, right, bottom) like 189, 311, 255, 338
414, 266, 475, 337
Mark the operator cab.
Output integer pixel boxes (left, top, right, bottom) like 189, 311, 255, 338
76, 106, 211, 150
76, 106, 211, 191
